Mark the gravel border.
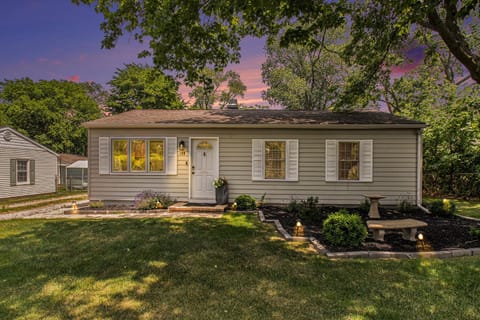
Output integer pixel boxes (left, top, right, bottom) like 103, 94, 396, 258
258, 210, 480, 259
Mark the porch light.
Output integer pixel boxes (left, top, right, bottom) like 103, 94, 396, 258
179, 140, 185, 151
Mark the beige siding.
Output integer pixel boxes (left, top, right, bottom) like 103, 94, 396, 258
0, 147, 57, 199
88, 128, 420, 206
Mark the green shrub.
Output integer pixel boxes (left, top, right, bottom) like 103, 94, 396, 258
299, 196, 322, 223
287, 200, 302, 213
359, 199, 370, 214
89, 201, 104, 209
234, 194, 257, 211
323, 210, 367, 247
398, 200, 412, 213
427, 199, 456, 216
469, 228, 480, 239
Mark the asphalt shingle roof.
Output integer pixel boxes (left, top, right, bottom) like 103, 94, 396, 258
83, 109, 425, 128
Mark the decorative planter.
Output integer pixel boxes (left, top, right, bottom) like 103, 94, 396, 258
215, 185, 229, 205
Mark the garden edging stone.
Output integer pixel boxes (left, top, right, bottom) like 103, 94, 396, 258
257, 210, 480, 259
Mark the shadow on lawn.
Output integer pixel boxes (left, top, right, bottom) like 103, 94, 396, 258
0, 214, 479, 319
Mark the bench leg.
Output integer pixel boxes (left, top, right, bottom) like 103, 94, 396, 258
372, 229, 385, 241
402, 228, 417, 241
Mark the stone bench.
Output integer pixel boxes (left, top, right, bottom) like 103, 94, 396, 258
367, 219, 428, 242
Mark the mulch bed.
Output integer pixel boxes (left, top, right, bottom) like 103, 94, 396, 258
261, 206, 480, 252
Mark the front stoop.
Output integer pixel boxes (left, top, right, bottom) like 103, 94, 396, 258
168, 202, 227, 213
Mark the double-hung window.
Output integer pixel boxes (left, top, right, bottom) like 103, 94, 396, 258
252, 139, 298, 181
16, 160, 30, 184
325, 140, 373, 182
10, 159, 35, 186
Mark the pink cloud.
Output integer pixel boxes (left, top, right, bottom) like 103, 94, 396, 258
68, 75, 80, 82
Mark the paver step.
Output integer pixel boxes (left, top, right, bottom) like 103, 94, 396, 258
168, 202, 227, 213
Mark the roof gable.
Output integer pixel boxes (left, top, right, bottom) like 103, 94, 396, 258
0, 127, 58, 156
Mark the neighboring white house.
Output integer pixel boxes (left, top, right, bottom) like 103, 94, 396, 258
0, 126, 58, 199
83, 109, 426, 206
66, 159, 88, 190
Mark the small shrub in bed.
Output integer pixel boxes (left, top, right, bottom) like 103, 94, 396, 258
323, 209, 367, 247
469, 227, 480, 239
134, 190, 174, 210
234, 194, 257, 211
299, 196, 323, 224
287, 200, 303, 213
398, 200, 413, 213
427, 199, 456, 216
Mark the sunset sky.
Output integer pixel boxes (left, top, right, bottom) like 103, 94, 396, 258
0, 0, 423, 107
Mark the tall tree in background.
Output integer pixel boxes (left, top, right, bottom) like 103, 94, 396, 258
0, 78, 101, 155
189, 68, 246, 109
108, 63, 185, 113
262, 27, 350, 110
73, 0, 480, 108
383, 43, 480, 197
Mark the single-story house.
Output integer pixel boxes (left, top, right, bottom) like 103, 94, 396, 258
0, 126, 58, 199
83, 109, 425, 206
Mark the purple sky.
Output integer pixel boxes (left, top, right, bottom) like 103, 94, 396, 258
0, 0, 268, 106
0, 1, 424, 107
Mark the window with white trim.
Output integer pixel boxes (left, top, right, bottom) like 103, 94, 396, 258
325, 140, 373, 182
252, 139, 298, 181
100, 137, 176, 175
16, 160, 30, 184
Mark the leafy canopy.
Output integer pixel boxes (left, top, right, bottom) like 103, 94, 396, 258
73, 0, 480, 107
0, 78, 101, 155
108, 63, 185, 113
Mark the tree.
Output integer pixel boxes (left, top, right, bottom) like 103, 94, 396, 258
73, 0, 480, 99
384, 49, 480, 197
262, 26, 350, 110
107, 63, 184, 113
188, 69, 246, 109
0, 78, 101, 155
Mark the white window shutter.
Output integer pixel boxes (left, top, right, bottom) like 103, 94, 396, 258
360, 140, 373, 182
166, 137, 177, 175
325, 140, 337, 182
286, 140, 299, 181
252, 139, 264, 181
98, 137, 110, 175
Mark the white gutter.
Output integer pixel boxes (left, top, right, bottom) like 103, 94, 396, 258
416, 129, 430, 213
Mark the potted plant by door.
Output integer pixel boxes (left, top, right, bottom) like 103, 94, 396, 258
213, 177, 228, 205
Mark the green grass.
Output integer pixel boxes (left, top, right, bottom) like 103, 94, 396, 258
0, 214, 479, 319
0, 190, 86, 206
425, 197, 480, 219
454, 199, 480, 219
0, 190, 87, 214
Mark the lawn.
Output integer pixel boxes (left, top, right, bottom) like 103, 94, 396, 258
0, 190, 87, 214
455, 199, 480, 219
0, 214, 479, 320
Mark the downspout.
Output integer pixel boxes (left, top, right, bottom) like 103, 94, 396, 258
416, 129, 430, 213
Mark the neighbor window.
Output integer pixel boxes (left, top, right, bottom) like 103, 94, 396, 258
16, 160, 29, 184
265, 141, 286, 179
112, 138, 165, 173
149, 140, 165, 172
338, 142, 359, 180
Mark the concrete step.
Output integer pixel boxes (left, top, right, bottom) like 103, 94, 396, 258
168, 202, 227, 213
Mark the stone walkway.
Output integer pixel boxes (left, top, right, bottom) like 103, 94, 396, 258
0, 200, 222, 221
3, 193, 87, 209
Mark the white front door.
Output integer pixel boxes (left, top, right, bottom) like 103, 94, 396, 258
190, 138, 218, 202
